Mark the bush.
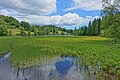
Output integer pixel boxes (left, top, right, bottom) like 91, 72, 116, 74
0, 25, 8, 36
19, 30, 27, 36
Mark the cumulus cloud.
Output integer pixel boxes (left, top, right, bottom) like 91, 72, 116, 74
60, 13, 83, 26
18, 13, 84, 26
0, 9, 23, 16
85, 16, 92, 21
65, 0, 102, 11
0, 0, 57, 15
0, 9, 10, 16
20, 15, 62, 25
0, 0, 98, 28
0, 8, 93, 27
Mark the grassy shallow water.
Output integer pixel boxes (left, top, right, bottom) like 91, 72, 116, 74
0, 36, 120, 78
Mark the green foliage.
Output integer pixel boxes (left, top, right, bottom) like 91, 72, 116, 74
0, 15, 21, 28
101, 0, 120, 16
9, 30, 12, 36
0, 36, 120, 78
101, 0, 120, 40
74, 18, 101, 36
73, 27, 78, 36
102, 13, 120, 39
20, 21, 31, 31
61, 31, 65, 35
32, 25, 71, 35
0, 15, 72, 36
0, 25, 8, 36
19, 27, 27, 36
87, 21, 92, 35
28, 30, 31, 36
19, 30, 27, 36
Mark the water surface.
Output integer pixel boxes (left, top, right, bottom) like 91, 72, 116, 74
0, 54, 112, 80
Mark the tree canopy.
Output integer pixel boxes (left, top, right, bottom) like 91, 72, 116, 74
101, 0, 120, 40
0, 15, 72, 36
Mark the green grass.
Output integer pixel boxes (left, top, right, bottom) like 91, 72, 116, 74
0, 37, 11, 53
0, 36, 120, 78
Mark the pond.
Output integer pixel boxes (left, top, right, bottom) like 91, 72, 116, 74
0, 53, 115, 80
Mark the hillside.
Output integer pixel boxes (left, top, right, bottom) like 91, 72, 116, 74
0, 15, 73, 36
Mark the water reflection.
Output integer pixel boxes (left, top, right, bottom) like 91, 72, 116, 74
0, 54, 115, 80
55, 57, 73, 74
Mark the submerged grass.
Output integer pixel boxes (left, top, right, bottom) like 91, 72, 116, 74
0, 36, 120, 78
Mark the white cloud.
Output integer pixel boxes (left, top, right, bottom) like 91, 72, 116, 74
2, 9, 89, 26
0, 9, 10, 16
93, 16, 100, 19
85, 16, 92, 21
0, 8, 93, 27
65, 0, 102, 11
0, 0, 102, 28
19, 13, 84, 26
0, 0, 57, 15
91, 16, 101, 21
21, 15, 62, 25
79, 16, 92, 26
0, 9, 92, 26
0, 9, 23, 16
61, 13, 83, 26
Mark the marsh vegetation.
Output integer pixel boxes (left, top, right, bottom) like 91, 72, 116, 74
0, 36, 120, 80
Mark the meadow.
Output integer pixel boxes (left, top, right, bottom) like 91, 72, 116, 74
0, 36, 120, 78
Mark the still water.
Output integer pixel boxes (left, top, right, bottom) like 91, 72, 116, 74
0, 54, 100, 80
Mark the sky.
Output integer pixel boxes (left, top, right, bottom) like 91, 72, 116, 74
0, 0, 102, 29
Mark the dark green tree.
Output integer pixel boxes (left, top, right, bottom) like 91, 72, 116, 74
20, 21, 31, 31
28, 30, 31, 36
9, 30, 12, 36
0, 25, 8, 36
101, 0, 120, 40
19, 27, 27, 36
87, 21, 92, 35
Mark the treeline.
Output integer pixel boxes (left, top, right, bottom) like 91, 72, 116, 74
0, 15, 72, 36
73, 18, 101, 36
73, 0, 120, 41
1, 14, 102, 37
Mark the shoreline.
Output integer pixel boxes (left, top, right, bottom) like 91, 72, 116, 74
0, 52, 11, 61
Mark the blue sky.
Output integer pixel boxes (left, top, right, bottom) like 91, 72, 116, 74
0, 0, 102, 29
50, 0, 101, 17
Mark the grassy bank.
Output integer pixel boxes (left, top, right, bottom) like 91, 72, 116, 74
0, 36, 120, 77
